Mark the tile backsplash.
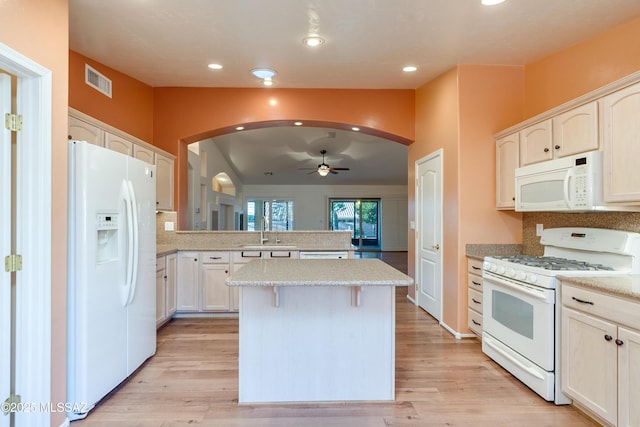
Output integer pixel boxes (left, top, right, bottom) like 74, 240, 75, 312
523, 212, 640, 255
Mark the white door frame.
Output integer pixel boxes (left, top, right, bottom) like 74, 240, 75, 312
0, 42, 52, 426
414, 150, 443, 321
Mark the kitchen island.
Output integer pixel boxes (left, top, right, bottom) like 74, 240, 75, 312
226, 258, 413, 404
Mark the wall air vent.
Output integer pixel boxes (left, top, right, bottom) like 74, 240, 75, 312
85, 64, 112, 98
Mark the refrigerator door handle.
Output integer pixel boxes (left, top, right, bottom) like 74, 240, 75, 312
122, 180, 135, 306
125, 179, 139, 306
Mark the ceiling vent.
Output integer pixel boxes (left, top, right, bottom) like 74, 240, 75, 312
85, 64, 112, 98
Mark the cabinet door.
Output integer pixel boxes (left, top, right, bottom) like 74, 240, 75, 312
552, 101, 599, 158
68, 116, 103, 146
165, 253, 177, 316
133, 144, 155, 165
519, 120, 553, 166
602, 82, 640, 203
561, 307, 618, 426
156, 268, 166, 326
495, 133, 519, 209
156, 153, 174, 211
105, 132, 133, 156
201, 264, 230, 311
618, 326, 640, 427
177, 252, 199, 311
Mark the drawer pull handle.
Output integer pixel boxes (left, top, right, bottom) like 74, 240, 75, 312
604, 334, 613, 341
472, 298, 481, 305
571, 296, 594, 305
472, 319, 481, 326
471, 280, 482, 286
471, 266, 481, 270
615, 339, 624, 346
209, 256, 222, 260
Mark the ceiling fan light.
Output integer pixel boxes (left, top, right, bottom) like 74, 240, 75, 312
318, 167, 330, 177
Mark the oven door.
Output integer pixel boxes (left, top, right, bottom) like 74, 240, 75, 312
482, 271, 555, 371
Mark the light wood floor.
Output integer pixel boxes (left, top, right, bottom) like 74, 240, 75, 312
74, 253, 597, 426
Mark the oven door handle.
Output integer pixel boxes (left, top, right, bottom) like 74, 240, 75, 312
484, 274, 553, 303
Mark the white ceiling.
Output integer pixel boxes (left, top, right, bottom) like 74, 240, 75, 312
69, 0, 640, 185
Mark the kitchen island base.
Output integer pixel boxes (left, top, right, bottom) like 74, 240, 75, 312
237, 284, 395, 403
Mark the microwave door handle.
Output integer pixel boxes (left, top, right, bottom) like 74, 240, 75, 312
564, 169, 574, 209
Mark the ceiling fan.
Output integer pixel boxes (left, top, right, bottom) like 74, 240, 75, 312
299, 150, 350, 177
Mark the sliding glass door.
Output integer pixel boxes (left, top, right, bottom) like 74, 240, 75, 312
329, 198, 380, 250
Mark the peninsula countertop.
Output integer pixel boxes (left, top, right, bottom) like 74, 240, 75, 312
225, 258, 413, 287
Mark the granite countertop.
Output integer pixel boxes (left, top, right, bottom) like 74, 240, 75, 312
156, 243, 355, 257
465, 244, 523, 260
558, 274, 640, 302
225, 258, 414, 287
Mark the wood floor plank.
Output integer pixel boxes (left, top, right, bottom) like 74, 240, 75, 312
73, 253, 596, 426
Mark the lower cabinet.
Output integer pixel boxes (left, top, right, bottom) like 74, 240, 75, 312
156, 253, 177, 327
467, 258, 483, 336
561, 283, 640, 427
201, 251, 232, 311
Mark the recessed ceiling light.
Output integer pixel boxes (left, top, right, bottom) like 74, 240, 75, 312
352, 127, 360, 132
303, 36, 325, 47
294, 122, 303, 126
208, 63, 223, 70
251, 68, 277, 79
236, 126, 244, 131
481, 0, 506, 5
403, 66, 417, 72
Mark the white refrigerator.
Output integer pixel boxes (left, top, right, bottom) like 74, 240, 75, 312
67, 140, 156, 420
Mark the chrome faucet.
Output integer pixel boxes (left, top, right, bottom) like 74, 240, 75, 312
260, 216, 269, 244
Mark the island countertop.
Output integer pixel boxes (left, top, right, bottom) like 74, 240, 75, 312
226, 258, 413, 287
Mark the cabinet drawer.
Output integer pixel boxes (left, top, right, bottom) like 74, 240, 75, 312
468, 273, 483, 291
468, 288, 483, 314
562, 282, 640, 330
200, 251, 230, 264
156, 255, 166, 272
468, 309, 483, 335
232, 250, 263, 263
468, 258, 483, 274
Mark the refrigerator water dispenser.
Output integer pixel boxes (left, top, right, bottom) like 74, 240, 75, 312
96, 213, 119, 263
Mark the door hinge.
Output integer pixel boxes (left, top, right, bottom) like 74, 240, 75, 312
2, 394, 21, 415
4, 113, 23, 132
4, 254, 22, 272
415, 282, 418, 292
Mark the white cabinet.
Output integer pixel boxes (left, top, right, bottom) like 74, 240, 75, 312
519, 119, 553, 166
155, 152, 174, 211
466, 258, 483, 336
561, 283, 640, 426
200, 251, 232, 312
68, 116, 104, 146
133, 144, 155, 165
156, 253, 177, 327
104, 132, 133, 156
495, 133, 519, 209
552, 101, 599, 158
177, 251, 199, 312
602, 82, 640, 203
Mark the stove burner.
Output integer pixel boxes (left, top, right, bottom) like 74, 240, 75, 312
492, 255, 614, 271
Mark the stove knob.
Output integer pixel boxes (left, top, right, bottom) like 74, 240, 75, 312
497, 266, 505, 274
528, 273, 538, 284
506, 268, 516, 277
483, 261, 491, 270
516, 271, 527, 281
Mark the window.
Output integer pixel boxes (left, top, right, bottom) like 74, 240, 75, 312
246, 199, 294, 231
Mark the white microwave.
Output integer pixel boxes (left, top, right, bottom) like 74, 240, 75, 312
515, 151, 639, 212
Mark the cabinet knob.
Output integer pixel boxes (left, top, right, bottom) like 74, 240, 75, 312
554, 145, 560, 150
615, 339, 624, 346
194, 258, 198, 262
544, 147, 550, 152
604, 334, 613, 341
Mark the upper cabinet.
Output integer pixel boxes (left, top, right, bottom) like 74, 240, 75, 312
68, 116, 103, 146
69, 108, 175, 211
602, 82, 640, 203
552, 101, 599, 158
519, 119, 553, 166
495, 133, 519, 209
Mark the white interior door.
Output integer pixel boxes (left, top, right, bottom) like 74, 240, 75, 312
0, 72, 11, 427
415, 150, 443, 321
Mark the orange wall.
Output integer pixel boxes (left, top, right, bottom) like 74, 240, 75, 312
524, 16, 640, 117
0, 0, 69, 425
153, 87, 415, 228
69, 50, 154, 142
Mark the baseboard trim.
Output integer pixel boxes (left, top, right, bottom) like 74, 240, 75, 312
439, 321, 476, 340
406, 294, 416, 305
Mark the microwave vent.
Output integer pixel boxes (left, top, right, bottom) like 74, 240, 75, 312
85, 64, 112, 98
